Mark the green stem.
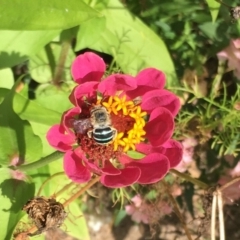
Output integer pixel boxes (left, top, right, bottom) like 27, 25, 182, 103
63, 176, 101, 207
52, 40, 71, 86
37, 172, 65, 196
45, 43, 56, 77
169, 87, 231, 113
170, 169, 209, 189
210, 60, 225, 99
202, 97, 231, 113
11, 151, 64, 172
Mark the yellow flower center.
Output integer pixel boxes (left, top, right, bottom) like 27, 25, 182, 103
102, 95, 147, 152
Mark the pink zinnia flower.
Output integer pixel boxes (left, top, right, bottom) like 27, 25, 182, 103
46, 52, 183, 188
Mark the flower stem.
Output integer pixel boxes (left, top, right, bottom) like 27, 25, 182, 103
63, 176, 101, 207
55, 182, 76, 198
11, 151, 64, 172
219, 176, 240, 192
170, 169, 209, 189
37, 172, 65, 196
52, 40, 71, 86
163, 180, 193, 240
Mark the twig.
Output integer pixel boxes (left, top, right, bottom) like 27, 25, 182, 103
211, 192, 217, 240
163, 181, 193, 240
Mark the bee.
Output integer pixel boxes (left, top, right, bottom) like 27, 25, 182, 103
88, 105, 117, 145
73, 105, 117, 145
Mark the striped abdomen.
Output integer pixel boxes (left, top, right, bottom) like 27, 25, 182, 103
92, 127, 116, 145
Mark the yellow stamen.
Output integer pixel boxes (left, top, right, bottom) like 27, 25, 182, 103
123, 137, 136, 152
101, 95, 147, 153
129, 106, 147, 125
113, 132, 125, 151
112, 96, 134, 115
102, 96, 118, 115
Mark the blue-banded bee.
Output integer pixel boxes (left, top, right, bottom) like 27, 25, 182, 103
73, 105, 117, 145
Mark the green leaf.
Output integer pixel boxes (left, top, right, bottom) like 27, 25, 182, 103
0, 88, 43, 165
114, 209, 127, 227
76, 16, 107, 46
127, 150, 145, 160
0, 0, 99, 30
75, 0, 177, 85
13, 86, 73, 156
206, 0, 220, 22
0, 69, 14, 89
29, 43, 75, 83
0, 30, 60, 69
0, 168, 35, 240
65, 201, 90, 240
0, 88, 9, 104
13, 91, 62, 126
35, 90, 73, 114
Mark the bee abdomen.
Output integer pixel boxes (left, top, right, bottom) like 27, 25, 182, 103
92, 127, 115, 144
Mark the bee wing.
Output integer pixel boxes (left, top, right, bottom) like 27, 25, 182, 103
73, 118, 92, 135
133, 96, 142, 106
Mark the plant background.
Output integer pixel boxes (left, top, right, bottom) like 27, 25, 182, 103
1, 0, 240, 239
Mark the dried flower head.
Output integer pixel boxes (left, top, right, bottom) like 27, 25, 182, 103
230, 6, 240, 20
22, 196, 67, 236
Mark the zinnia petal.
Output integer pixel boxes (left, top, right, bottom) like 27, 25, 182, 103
71, 52, 105, 84
100, 166, 141, 188
63, 150, 91, 183
135, 143, 152, 155
129, 153, 169, 184
46, 124, 75, 151
136, 141, 183, 168
69, 81, 98, 106
156, 139, 183, 168
61, 107, 81, 131
98, 74, 137, 95
101, 161, 121, 175
145, 107, 174, 146
141, 89, 181, 117
127, 68, 166, 99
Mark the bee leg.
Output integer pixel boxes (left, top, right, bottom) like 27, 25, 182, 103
87, 130, 93, 139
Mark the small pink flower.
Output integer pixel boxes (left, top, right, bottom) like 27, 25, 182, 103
10, 170, 27, 181
125, 195, 172, 224
217, 39, 240, 79
174, 137, 198, 172
171, 183, 182, 196
230, 160, 240, 177
125, 195, 149, 224
46, 52, 182, 188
